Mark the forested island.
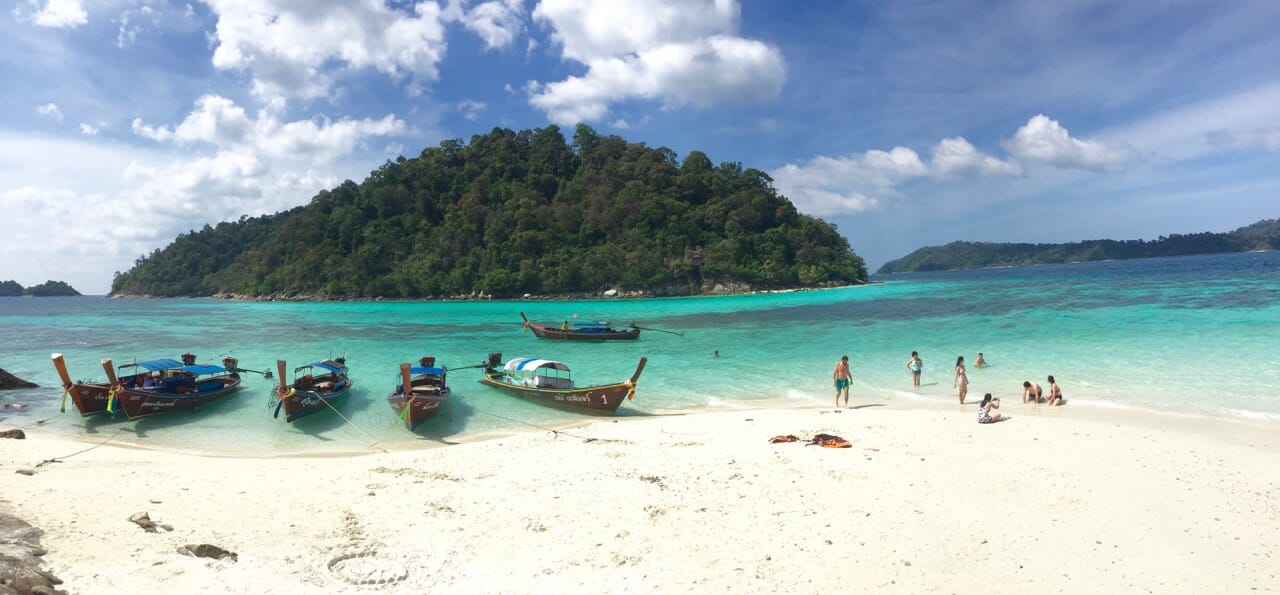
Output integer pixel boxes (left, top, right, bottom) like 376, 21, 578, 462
111, 125, 866, 299
0, 280, 81, 296
877, 217, 1279, 273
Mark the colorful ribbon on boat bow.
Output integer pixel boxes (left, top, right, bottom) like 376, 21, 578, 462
59, 384, 71, 413
625, 379, 636, 401
106, 384, 121, 414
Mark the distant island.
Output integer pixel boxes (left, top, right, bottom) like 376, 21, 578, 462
0, 279, 81, 297
877, 217, 1280, 274
111, 125, 867, 299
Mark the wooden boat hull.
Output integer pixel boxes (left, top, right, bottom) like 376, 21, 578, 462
479, 373, 633, 413
52, 353, 115, 417
387, 389, 449, 430
528, 326, 640, 341
116, 376, 244, 420
68, 382, 113, 416
478, 357, 646, 414
521, 312, 640, 341
280, 383, 353, 423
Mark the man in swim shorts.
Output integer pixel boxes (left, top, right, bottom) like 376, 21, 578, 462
833, 355, 852, 408
1022, 380, 1043, 403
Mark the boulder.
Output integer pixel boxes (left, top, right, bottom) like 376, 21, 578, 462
0, 368, 37, 390
0, 512, 67, 594
0, 429, 25, 440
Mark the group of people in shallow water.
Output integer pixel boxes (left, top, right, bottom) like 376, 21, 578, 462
831, 351, 1064, 424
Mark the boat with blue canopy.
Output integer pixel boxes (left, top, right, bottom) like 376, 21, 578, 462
387, 356, 450, 430
100, 353, 245, 419
271, 358, 353, 423
478, 352, 646, 414
520, 312, 641, 341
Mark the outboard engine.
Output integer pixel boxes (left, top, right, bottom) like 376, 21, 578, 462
181, 353, 197, 365
487, 352, 503, 367
222, 357, 238, 372
419, 356, 436, 368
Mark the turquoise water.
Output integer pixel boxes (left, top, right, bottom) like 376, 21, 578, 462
1, 251, 1278, 452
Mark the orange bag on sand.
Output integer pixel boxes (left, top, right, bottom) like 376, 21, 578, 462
807, 433, 852, 448
769, 434, 799, 443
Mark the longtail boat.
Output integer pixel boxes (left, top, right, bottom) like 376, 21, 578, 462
270, 358, 353, 423
51, 353, 114, 416
102, 353, 244, 420
478, 352, 646, 414
520, 312, 640, 341
387, 357, 450, 430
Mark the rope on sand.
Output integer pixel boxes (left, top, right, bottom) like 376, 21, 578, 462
34, 428, 124, 469
319, 397, 389, 454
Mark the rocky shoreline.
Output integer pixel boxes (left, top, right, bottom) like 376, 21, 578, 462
108, 279, 862, 302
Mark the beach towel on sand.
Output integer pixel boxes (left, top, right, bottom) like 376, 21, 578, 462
806, 433, 852, 448
769, 435, 799, 443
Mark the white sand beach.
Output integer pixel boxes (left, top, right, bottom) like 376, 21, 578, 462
2, 402, 1278, 593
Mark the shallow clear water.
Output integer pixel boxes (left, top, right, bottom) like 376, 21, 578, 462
2, 251, 1278, 452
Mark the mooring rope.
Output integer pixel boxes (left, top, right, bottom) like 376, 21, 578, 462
319, 396, 389, 454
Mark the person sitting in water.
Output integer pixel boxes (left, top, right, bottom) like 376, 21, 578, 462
1022, 380, 1043, 403
975, 352, 987, 367
1046, 375, 1064, 406
978, 393, 1002, 423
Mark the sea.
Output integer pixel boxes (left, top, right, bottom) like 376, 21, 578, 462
1, 251, 1278, 454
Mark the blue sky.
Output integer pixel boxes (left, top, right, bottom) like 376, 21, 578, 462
2, 0, 1278, 293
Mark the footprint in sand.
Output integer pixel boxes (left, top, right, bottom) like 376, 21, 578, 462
327, 548, 409, 586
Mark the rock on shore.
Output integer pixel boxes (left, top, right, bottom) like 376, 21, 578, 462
0, 368, 37, 390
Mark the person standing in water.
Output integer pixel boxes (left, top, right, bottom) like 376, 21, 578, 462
906, 351, 923, 388
833, 355, 852, 408
954, 356, 969, 405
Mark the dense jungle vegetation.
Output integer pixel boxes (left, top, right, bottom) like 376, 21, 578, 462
877, 218, 1280, 273
111, 125, 867, 298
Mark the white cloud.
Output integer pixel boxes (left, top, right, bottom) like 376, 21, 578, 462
610, 118, 628, 129
0, 97, 408, 293
933, 137, 1021, 175
13, 0, 88, 28
457, 99, 487, 121
445, 0, 524, 50
528, 0, 785, 124
79, 123, 98, 136
36, 102, 64, 121
205, 0, 449, 105
772, 137, 1019, 216
1005, 114, 1130, 171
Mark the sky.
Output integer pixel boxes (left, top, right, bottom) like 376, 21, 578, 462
2, 0, 1279, 294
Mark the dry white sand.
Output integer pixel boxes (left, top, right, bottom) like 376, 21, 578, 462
2, 402, 1278, 593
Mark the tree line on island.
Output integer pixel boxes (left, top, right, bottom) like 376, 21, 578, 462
110, 125, 867, 299
877, 217, 1280, 274
0, 280, 81, 297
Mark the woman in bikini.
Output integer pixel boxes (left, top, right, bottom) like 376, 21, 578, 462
953, 356, 968, 405
1046, 375, 1063, 406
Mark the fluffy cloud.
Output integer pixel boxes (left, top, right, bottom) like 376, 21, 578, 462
13, 0, 87, 28
1005, 114, 1130, 171
772, 139, 1018, 217
204, 1, 525, 107
446, 0, 524, 50
528, 0, 785, 124
36, 102, 64, 121
0, 97, 407, 292
79, 123, 98, 136
457, 99, 487, 121
206, 0, 450, 105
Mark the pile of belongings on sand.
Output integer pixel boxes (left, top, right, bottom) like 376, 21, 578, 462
768, 433, 851, 448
